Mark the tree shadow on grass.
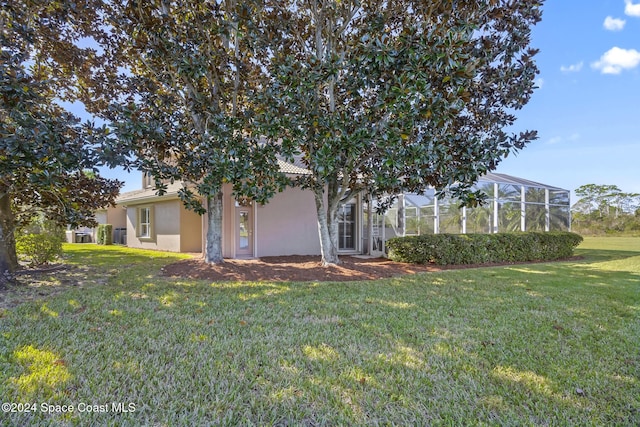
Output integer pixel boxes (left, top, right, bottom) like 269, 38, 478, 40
575, 246, 640, 263
2, 250, 639, 425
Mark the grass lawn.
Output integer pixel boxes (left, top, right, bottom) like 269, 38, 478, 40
1, 238, 639, 426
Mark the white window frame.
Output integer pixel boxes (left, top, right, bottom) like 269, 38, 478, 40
137, 206, 153, 239
338, 202, 357, 251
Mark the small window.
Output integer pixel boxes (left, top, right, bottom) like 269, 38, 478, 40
138, 207, 153, 238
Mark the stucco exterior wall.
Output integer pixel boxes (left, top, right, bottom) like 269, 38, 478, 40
180, 206, 203, 252
89, 206, 126, 243
126, 199, 181, 252
118, 184, 321, 257
95, 211, 108, 225
95, 206, 126, 227
256, 187, 321, 256
106, 206, 127, 228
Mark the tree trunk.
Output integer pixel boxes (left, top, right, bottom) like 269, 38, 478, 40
205, 190, 224, 264
314, 189, 340, 266
0, 192, 18, 278
328, 197, 340, 258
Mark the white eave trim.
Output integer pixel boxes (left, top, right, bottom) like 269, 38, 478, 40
117, 191, 181, 207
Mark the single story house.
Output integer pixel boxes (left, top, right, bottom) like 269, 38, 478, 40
87, 162, 571, 259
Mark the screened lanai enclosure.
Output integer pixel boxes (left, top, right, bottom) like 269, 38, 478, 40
360, 173, 571, 255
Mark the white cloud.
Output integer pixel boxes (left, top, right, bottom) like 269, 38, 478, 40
546, 133, 580, 145
603, 16, 626, 31
591, 47, 640, 74
625, 0, 640, 17
560, 61, 583, 73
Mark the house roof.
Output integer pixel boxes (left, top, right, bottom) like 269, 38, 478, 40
117, 158, 310, 205
116, 163, 566, 206
479, 172, 568, 192
116, 181, 186, 205
402, 172, 568, 206
277, 158, 310, 175
276, 156, 569, 192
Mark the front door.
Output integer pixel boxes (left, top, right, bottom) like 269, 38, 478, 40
236, 205, 253, 257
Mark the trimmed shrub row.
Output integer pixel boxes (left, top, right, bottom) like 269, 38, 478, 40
97, 224, 113, 245
387, 232, 584, 265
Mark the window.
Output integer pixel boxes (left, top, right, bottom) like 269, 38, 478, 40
138, 207, 152, 238
338, 203, 356, 250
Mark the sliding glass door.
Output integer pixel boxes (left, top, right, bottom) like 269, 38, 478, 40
338, 203, 356, 251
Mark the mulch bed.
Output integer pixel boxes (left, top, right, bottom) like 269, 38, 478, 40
161, 255, 437, 282
160, 255, 580, 282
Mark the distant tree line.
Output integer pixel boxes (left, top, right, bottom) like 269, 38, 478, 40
572, 184, 640, 235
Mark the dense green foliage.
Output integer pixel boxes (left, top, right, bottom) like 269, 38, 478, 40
387, 232, 583, 265
15, 217, 65, 267
93, 1, 288, 263
96, 224, 113, 245
15, 230, 64, 268
257, 1, 542, 263
3, 1, 543, 268
573, 210, 640, 235
0, 1, 123, 275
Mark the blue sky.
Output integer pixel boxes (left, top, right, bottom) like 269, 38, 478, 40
495, 0, 640, 197
99, 0, 640, 199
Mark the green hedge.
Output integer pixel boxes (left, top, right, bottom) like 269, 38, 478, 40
387, 232, 584, 265
16, 232, 64, 267
96, 224, 113, 245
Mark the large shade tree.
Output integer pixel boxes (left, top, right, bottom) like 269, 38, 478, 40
1, 1, 122, 277
257, 0, 542, 264
94, 0, 288, 263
